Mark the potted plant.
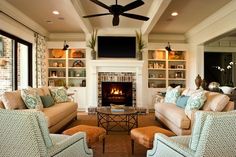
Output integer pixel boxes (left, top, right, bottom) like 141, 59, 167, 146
87, 29, 97, 60
135, 30, 146, 60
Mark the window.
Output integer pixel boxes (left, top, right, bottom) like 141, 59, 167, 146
0, 30, 32, 93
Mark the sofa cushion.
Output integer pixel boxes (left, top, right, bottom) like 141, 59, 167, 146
49, 87, 68, 103
203, 92, 230, 112
185, 89, 206, 119
43, 101, 77, 127
155, 102, 190, 129
176, 95, 190, 108
40, 86, 51, 96
181, 88, 196, 96
21, 88, 43, 110
164, 86, 181, 103
0, 100, 5, 109
1, 90, 26, 109
34, 88, 44, 96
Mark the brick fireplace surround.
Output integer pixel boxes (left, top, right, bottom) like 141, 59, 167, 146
87, 60, 144, 109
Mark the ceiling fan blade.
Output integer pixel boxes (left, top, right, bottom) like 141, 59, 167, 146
121, 13, 149, 21
122, 0, 144, 12
90, 0, 110, 10
83, 13, 111, 18
112, 15, 119, 26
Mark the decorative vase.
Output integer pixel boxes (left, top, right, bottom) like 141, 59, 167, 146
137, 51, 142, 60
195, 74, 202, 89
91, 50, 96, 60
201, 79, 208, 90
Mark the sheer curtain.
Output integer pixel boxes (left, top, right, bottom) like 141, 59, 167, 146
35, 33, 47, 87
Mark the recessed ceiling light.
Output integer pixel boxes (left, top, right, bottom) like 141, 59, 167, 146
52, 10, 60, 15
46, 20, 53, 24
171, 12, 178, 16
58, 17, 65, 20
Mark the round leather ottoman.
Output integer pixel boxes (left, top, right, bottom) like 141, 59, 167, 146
63, 125, 106, 152
130, 126, 175, 154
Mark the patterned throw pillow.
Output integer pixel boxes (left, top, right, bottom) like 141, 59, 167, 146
164, 86, 181, 103
21, 88, 43, 110
1, 90, 26, 109
185, 89, 206, 118
49, 87, 68, 103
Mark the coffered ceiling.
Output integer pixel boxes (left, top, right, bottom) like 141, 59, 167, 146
3, 0, 233, 36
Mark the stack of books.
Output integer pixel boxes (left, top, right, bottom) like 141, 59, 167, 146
110, 104, 125, 112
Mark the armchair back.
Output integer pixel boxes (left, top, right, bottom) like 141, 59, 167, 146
0, 109, 50, 156
0, 109, 93, 157
193, 111, 236, 156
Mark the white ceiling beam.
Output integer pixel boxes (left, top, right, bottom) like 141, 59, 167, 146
186, 0, 236, 45
0, 0, 48, 36
141, 0, 171, 35
71, 0, 93, 34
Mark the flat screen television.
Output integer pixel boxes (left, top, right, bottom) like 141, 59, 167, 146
97, 36, 136, 58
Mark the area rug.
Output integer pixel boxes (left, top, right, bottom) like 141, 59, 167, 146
63, 112, 162, 157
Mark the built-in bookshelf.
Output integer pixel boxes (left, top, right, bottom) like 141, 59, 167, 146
48, 48, 86, 87
148, 50, 186, 88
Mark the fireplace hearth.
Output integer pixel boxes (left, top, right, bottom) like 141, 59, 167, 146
102, 82, 132, 106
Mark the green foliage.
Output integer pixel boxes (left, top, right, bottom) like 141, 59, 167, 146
135, 30, 146, 52
87, 29, 97, 50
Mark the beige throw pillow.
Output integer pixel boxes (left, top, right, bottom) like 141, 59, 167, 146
0, 100, 5, 109
1, 91, 26, 109
203, 92, 230, 111
40, 86, 51, 96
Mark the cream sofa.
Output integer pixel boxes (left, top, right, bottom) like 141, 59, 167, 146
0, 86, 77, 133
154, 89, 234, 135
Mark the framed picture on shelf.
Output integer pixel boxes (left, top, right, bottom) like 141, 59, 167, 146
50, 71, 57, 77
177, 65, 184, 69
48, 80, 55, 86
175, 72, 184, 78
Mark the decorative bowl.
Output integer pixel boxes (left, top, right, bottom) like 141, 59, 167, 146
219, 86, 235, 94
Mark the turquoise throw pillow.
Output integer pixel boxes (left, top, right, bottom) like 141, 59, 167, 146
40, 95, 55, 108
176, 95, 190, 108
185, 89, 206, 118
164, 86, 181, 103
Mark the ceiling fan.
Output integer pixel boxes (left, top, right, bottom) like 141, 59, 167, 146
83, 0, 149, 26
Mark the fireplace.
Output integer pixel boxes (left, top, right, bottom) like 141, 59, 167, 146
102, 82, 132, 106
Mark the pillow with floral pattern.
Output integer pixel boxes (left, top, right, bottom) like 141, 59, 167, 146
164, 86, 181, 103
21, 88, 43, 110
185, 89, 207, 118
49, 87, 68, 103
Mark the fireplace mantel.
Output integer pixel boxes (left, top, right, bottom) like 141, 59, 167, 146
90, 60, 144, 67
87, 59, 144, 108
90, 60, 144, 73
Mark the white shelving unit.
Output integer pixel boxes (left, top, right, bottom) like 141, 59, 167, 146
148, 50, 187, 88
48, 48, 86, 87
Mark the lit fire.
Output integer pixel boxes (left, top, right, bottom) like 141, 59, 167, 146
111, 88, 123, 95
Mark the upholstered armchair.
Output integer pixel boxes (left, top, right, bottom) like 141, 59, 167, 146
0, 109, 93, 157
147, 111, 236, 157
